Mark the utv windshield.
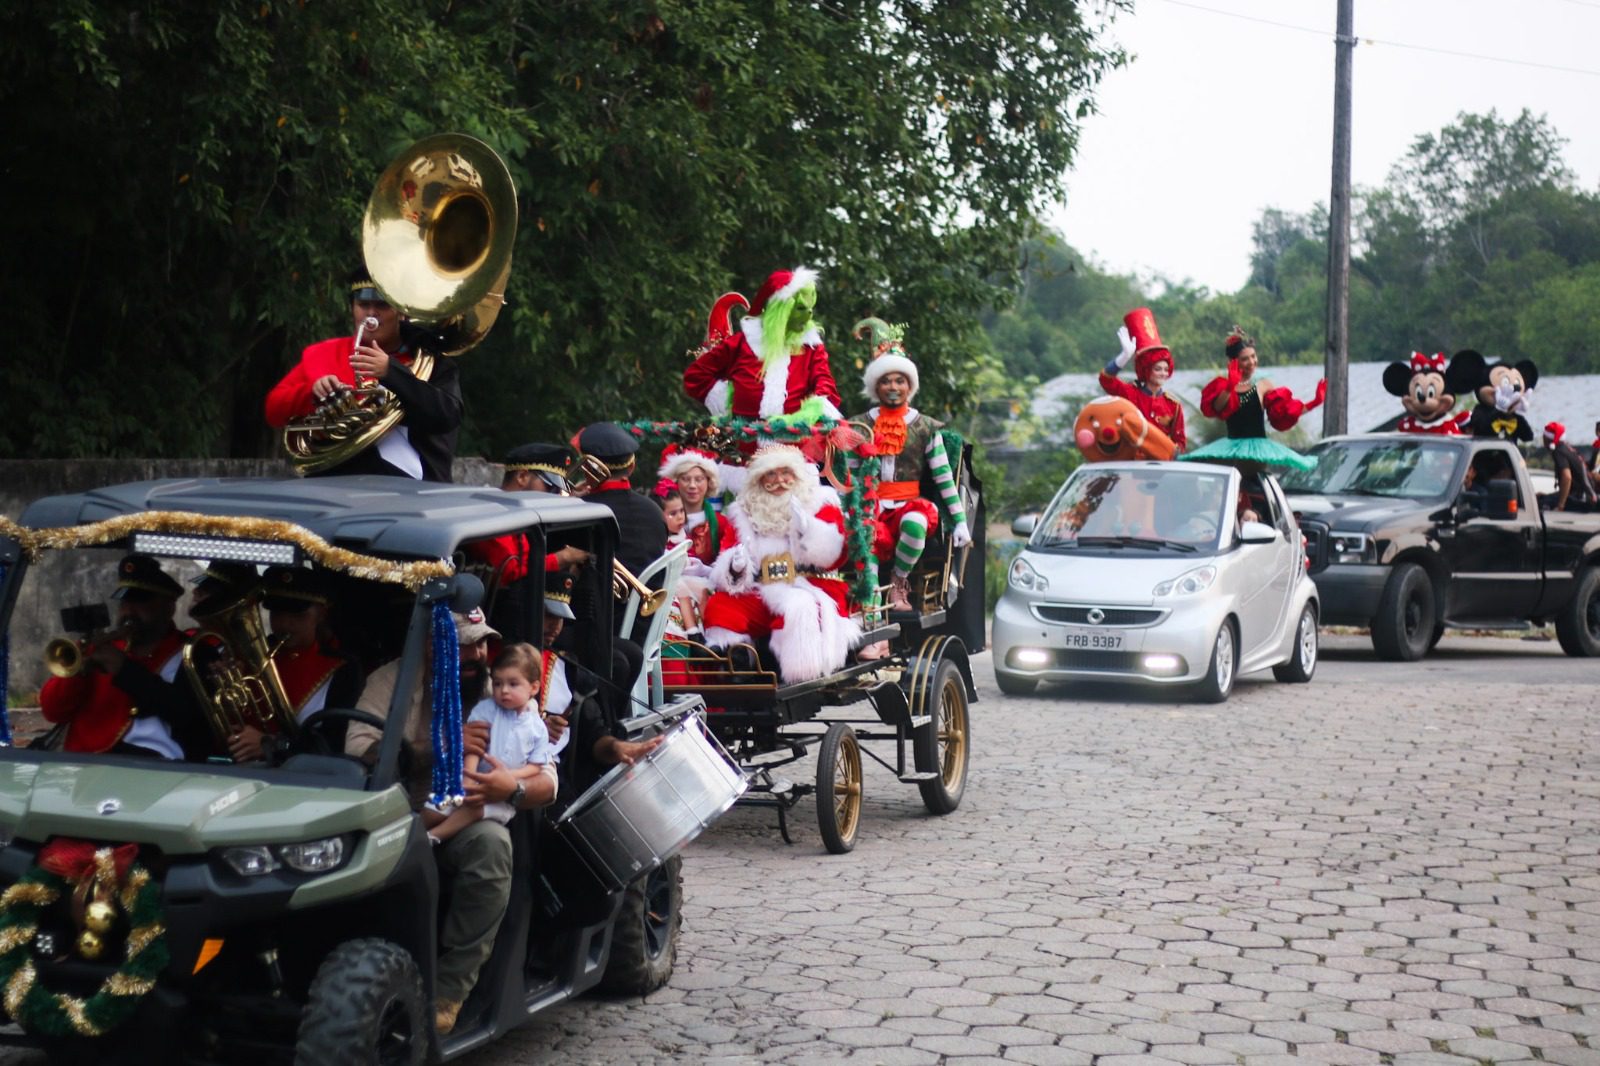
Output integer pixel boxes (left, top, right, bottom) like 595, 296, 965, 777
1031, 467, 1231, 555
1280, 439, 1461, 500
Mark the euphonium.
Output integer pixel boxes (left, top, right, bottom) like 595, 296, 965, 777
282, 132, 518, 474
181, 587, 297, 750
613, 561, 667, 618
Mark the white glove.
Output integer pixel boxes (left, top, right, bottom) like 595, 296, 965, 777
704, 380, 732, 417
1493, 378, 1519, 412
1114, 325, 1136, 368
950, 521, 973, 549
1509, 386, 1532, 416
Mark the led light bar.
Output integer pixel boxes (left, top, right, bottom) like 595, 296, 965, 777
131, 533, 297, 566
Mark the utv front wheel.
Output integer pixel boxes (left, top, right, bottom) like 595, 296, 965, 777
597, 854, 683, 995
296, 938, 427, 1066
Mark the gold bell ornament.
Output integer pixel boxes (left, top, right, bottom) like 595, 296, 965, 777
76, 929, 106, 960
84, 899, 117, 935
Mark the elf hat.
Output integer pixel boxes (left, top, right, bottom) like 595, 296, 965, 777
1124, 308, 1173, 381
657, 445, 721, 495
855, 317, 919, 401
748, 266, 819, 317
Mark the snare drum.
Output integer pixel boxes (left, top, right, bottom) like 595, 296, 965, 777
554, 713, 745, 891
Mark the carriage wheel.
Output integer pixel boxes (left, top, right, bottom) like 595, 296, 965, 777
816, 723, 862, 854
913, 657, 970, 815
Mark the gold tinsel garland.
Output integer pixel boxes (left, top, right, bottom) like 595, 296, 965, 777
0, 512, 452, 591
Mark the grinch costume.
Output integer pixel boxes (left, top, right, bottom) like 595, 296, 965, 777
683, 267, 845, 420
848, 319, 971, 612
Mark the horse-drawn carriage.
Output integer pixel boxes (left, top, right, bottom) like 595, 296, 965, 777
630, 417, 986, 853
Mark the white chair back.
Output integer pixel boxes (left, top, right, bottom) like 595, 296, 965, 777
618, 541, 691, 708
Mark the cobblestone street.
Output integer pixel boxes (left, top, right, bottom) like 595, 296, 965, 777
480, 639, 1600, 1065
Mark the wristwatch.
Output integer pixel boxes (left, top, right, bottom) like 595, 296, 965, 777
508, 782, 526, 809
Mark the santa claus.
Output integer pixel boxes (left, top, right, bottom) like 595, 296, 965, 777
683, 267, 845, 420
702, 445, 862, 681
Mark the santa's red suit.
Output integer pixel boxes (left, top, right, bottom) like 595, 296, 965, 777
684, 319, 843, 420
701, 450, 861, 681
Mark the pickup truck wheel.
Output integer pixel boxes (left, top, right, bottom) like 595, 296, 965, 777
1192, 620, 1237, 703
1272, 604, 1318, 683
1555, 566, 1600, 657
1371, 562, 1435, 661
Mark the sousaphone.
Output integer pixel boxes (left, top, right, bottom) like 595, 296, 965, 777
283, 133, 518, 473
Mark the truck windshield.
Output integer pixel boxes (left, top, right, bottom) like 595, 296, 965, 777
1032, 468, 1230, 554
1280, 440, 1460, 499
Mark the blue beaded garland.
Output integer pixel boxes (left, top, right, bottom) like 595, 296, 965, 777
428, 601, 464, 808
0, 563, 10, 747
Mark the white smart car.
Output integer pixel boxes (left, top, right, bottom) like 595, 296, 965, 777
992, 461, 1320, 702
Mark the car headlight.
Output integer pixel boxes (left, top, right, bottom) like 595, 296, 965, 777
1009, 556, 1049, 593
1329, 531, 1376, 564
1153, 565, 1217, 597
219, 836, 349, 877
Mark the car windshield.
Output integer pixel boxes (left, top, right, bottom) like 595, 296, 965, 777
1032, 468, 1230, 554
1279, 439, 1460, 499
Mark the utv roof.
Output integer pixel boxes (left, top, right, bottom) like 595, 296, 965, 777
17, 477, 616, 560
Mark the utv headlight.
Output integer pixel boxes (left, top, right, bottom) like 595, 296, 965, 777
1329, 531, 1376, 565
219, 846, 279, 877
1153, 565, 1217, 597
277, 836, 348, 874
1009, 557, 1049, 593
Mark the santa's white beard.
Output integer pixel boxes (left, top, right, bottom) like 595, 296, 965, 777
742, 481, 814, 537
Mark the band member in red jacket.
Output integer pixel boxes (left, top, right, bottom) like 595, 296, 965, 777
264, 270, 462, 481
683, 268, 844, 420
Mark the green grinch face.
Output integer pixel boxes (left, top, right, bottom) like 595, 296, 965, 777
788, 286, 816, 331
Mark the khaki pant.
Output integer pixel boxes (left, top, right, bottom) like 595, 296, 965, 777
434, 819, 513, 1003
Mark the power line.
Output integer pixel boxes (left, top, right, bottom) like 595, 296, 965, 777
1150, 0, 1600, 78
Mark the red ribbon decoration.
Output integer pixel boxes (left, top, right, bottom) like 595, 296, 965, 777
38, 839, 139, 884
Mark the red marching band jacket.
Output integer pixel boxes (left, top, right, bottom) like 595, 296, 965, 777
39, 631, 186, 753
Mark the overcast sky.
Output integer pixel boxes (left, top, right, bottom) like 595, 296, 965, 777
1051, 0, 1600, 294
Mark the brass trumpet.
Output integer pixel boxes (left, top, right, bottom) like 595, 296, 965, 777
44, 636, 88, 679
613, 561, 667, 617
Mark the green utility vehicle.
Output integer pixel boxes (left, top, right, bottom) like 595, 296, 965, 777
0, 476, 719, 1064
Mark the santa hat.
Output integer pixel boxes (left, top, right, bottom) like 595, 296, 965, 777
855, 318, 919, 400
657, 445, 721, 495
1544, 421, 1565, 444
1125, 308, 1173, 382
741, 444, 821, 496
748, 266, 819, 317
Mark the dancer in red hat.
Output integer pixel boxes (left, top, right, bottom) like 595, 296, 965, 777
683, 267, 844, 420
1100, 308, 1187, 451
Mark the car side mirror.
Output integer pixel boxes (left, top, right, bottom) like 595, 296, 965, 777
1239, 521, 1280, 545
447, 572, 485, 613
1011, 513, 1039, 537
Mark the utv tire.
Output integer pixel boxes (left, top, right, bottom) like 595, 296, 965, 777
1556, 566, 1600, 657
994, 669, 1038, 697
597, 854, 682, 995
1371, 562, 1434, 661
295, 938, 427, 1066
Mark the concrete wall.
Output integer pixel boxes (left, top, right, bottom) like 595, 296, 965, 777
2, 458, 499, 697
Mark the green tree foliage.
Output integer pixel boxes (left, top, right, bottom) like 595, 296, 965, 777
0, 0, 1127, 460
989, 110, 1600, 385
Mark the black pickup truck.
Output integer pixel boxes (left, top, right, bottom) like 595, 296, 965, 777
1280, 433, 1600, 660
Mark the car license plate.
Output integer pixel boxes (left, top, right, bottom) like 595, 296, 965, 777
1059, 626, 1123, 650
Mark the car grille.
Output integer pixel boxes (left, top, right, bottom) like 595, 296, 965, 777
1033, 604, 1164, 627
1300, 520, 1329, 574
1053, 650, 1149, 671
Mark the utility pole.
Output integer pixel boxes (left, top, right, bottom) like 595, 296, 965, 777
1323, 0, 1354, 437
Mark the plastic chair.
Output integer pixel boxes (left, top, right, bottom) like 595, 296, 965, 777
617, 541, 691, 709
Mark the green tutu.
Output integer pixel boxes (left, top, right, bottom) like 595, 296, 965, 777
1181, 435, 1315, 471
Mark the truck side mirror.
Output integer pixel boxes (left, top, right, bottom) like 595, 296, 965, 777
1011, 513, 1038, 537
1485, 479, 1517, 519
